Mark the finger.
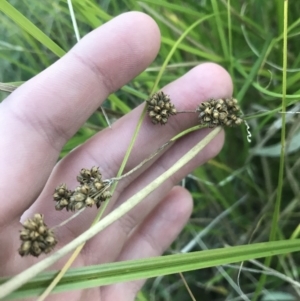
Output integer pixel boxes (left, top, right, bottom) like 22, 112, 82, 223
101, 186, 193, 301
0, 12, 160, 226
25, 63, 231, 233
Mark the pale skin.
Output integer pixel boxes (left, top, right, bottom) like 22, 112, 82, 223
0, 12, 232, 300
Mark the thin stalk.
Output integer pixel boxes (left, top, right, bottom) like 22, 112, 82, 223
151, 16, 216, 93
90, 107, 148, 226
36, 246, 83, 301
179, 272, 196, 301
227, 0, 234, 92
211, 0, 228, 58
100, 106, 111, 128
67, 0, 80, 42
50, 208, 85, 231
271, 0, 288, 254
176, 110, 197, 114
111, 141, 171, 182
235, 36, 272, 102
111, 124, 206, 182
252, 1, 288, 300
68, 0, 111, 131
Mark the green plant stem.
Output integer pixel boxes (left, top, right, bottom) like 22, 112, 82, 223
0, 1, 65, 57
151, 16, 214, 93
111, 125, 206, 182
252, 1, 288, 300
227, 0, 234, 92
211, 0, 228, 59
179, 272, 196, 301
236, 36, 272, 102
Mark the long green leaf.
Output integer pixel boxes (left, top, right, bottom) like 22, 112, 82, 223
0, 0, 65, 57
211, 0, 228, 58
236, 35, 272, 102
2, 239, 300, 299
138, 0, 203, 17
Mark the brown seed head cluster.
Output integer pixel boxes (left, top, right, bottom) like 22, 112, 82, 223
19, 213, 57, 257
146, 91, 177, 125
53, 167, 111, 211
197, 98, 243, 127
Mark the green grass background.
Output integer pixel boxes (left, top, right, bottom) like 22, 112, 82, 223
1, 0, 300, 300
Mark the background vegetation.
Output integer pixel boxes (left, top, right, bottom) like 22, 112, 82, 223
1, 0, 300, 300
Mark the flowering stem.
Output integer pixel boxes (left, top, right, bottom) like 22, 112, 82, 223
110, 141, 170, 182
110, 124, 206, 182
50, 208, 85, 231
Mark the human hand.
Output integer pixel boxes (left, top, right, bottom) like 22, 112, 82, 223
0, 12, 232, 300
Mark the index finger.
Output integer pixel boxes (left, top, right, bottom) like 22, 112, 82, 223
0, 12, 160, 227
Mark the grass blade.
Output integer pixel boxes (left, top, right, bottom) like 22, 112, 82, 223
2, 239, 300, 299
252, 1, 289, 300
0, 1, 65, 57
